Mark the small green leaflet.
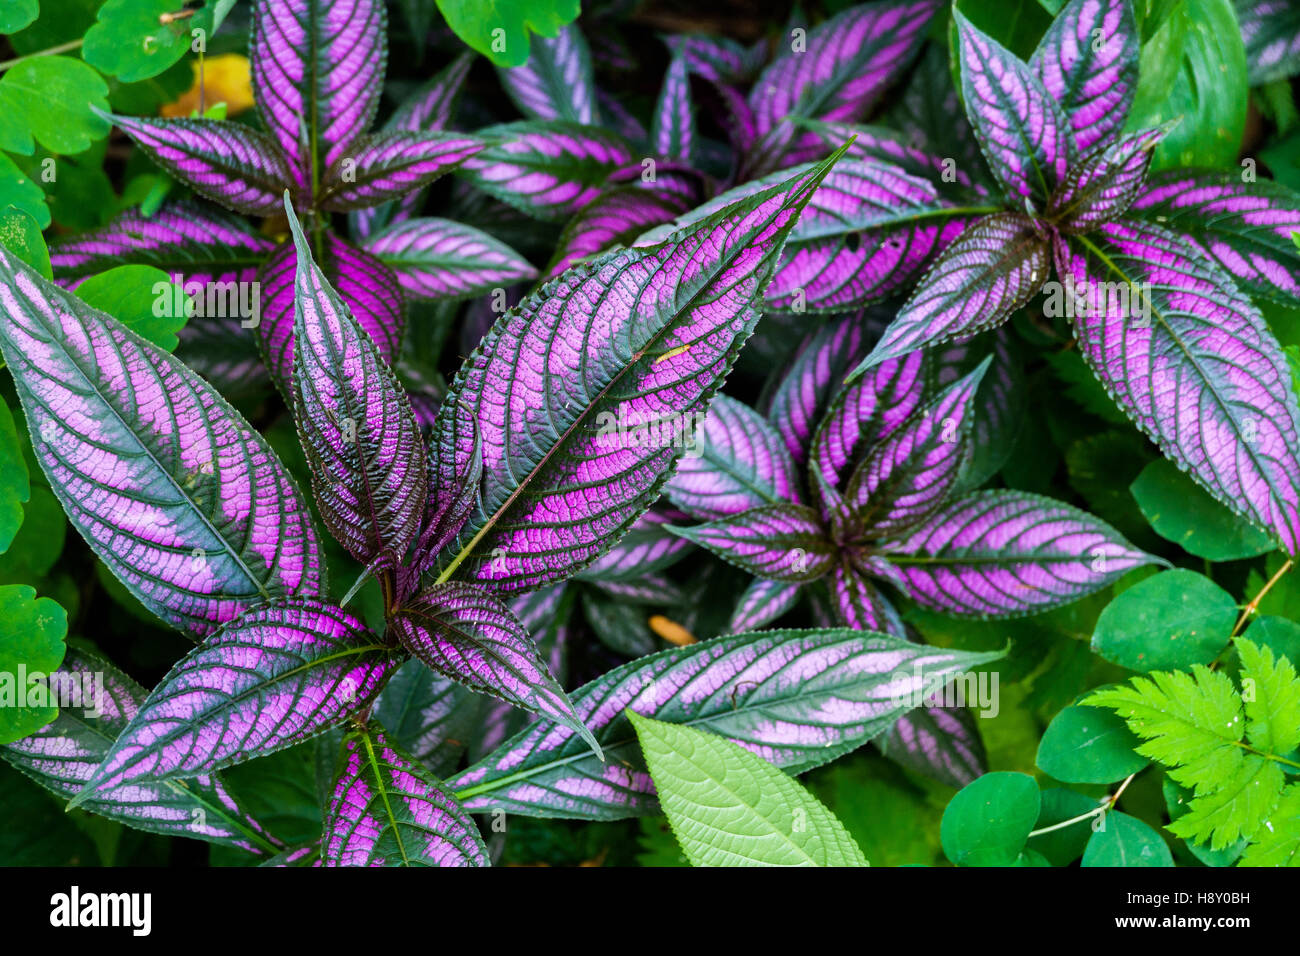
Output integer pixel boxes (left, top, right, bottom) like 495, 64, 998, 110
1082, 810, 1173, 867
628, 712, 868, 867
0, 584, 67, 744
434, 0, 580, 67
1090, 569, 1237, 672
940, 771, 1040, 866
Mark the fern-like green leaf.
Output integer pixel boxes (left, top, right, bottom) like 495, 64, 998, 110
1238, 784, 1300, 867
1238, 639, 1300, 756
1084, 667, 1244, 794
1167, 756, 1285, 850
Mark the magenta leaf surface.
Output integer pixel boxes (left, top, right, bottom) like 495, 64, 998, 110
651, 55, 695, 163
389, 582, 598, 755
323, 722, 488, 866
2, 647, 281, 855
0, 243, 322, 637
1056, 221, 1300, 553
880, 490, 1158, 616
287, 203, 426, 568
728, 577, 804, 631
449, 628, 1005, 819
70, 600, 399, 805
497, 24, 597, 124
1049, 126, 1167, 232
428, 152, 844, 592
669, 504, 836, 582
361, 217, 537, 301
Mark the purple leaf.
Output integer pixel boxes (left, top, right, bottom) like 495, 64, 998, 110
49, 200, 274, 287
106, 114, 291, 215
1056, 221, 1300, 552
1030, 0, 1139, 154
664, 33, 765, 85
879, 703, 987, 789
547, 187, 693, 278
576, 511, 693, 582
176, 314, 272, 399
258, 231, 405, 397
318, 132, 485, 212
361, 217, 538, 301
286, 204, 426, 567
596, 89, 650, 144
1049, 126, 1167, 232
323, 722, 488, 866
746, 0, 941, 172
931, 329, 1027, 489
826, 562, 905, 633
881, 490, 1157, 616
389, 582, 599, 756
1128, 171, 1300, 305
728, 577, 803, 631
666, 394, 801, 520
669, 504, 835, 582
250, 0, 386, 193
2, 646, 281, 854
807, 119, 979, 190
405, 398, 482, 587
651, 55, 695, 163
0, 244, 322, 636
457, 121, 635, 221
384, 52, 473, 135
449, 628, 1006, 819
766, 215, 972, 313
812, 350, 926, 491
765, 314, 869, 467
956, 10, 1074, 205
1237, 0, 1300, 85
497, 24, 596, 124
846, 357, 990, 537
859, 214, 1049, 372
587, 574, 685, 606
70, 600, 398, 805
430, 154, 844, 592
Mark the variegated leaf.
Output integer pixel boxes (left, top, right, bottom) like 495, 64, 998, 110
880, 490, 1158, 616
1049, 126, 1167, 232
666, 394, 801, 520
0, 244, 322, 636
669, 505, 835, 582
1030, 0, 1139, 154
1056, 221, 1300, 552
389, 582, 598, 755
728, 577, 804, 631
449, 628, 1005, 819
361, 217, 538, 301
318, 132, 485, 211
497, 24, 596, 124
323, 722, 488, 866
287, 204, 425, 567
651, 55, 695, 162
70, 600, 399, 804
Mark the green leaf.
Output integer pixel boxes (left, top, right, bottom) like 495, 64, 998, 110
73, 264, 191, 351
0, 0, 39, 33
1167, 755, 1284, 848
0, 485, 66, 583
1027, 787, 1101, 866
0, 396, 30, 553
83, 0, 217, 82
1091, 569, 1237, 672
1036, 704, 1150, 784
627, 711, 868, 867
0, 204, 49, 278
1082, 810, 1173, 866
0, 56, 111, 155
1127, 0, 1247, 170
1163, 777, 1245, 866
1237, 638, 1300, 756
1242, 616, 1300, 668
0, 764, 97, 865
1084, 666, 1245, 794
1130, 460, 1276, 560
1238, 783, 1300, 866
804, 757, 943, 866
0, 153, 48, 227
940, 771, 1040, 866
434, 0, 581, 67
0, 583, 67, 744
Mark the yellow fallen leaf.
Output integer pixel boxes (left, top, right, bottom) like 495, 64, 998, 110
160, 54, 254, 118
649, 614, 696, 646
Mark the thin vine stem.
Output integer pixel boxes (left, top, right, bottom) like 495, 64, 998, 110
0, 39, 85, 73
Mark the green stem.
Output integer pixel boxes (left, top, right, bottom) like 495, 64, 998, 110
0, 39, 85, 73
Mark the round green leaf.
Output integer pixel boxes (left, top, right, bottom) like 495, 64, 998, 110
628, 710, 868, 867
0, 0, 39, 33
1091, 569, 1237, 672
83, 0, 217, 83
1027, 787, 1101, 866
0, 205, 50, 279
0, 584, 67, 744
74, 264, 191, 351
434, 0, 582, 67
0, 56, 111, 156
941, 771, 1040, 867
0, 154, 49, 228
1037, 704, 1150, 784
1241, 616, 1300, 667
0, 397, 30, 553
1082, 810, 1173, 867
1131, 460, 1274, 561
